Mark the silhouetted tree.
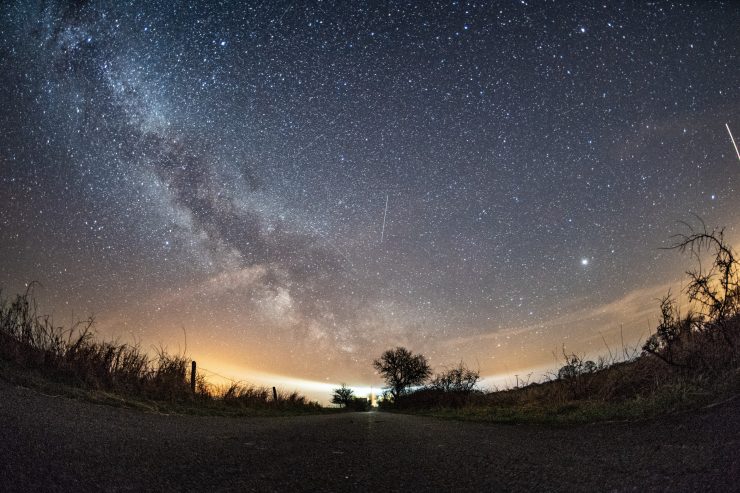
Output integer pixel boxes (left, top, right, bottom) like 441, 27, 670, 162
331, 384, 354, 408
644, 219, 740, 368
668, 221, 739, 324
373, 346, 431, 402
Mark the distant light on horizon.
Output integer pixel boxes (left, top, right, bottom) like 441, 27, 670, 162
0, 1, 737, 388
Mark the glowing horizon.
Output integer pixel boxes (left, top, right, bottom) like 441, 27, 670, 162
1, 1, 739, 404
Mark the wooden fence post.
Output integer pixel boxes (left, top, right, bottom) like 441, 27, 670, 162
272, 386, 278, 402
190, 361, 197, 393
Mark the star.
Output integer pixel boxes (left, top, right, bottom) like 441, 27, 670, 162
0, 0, 737, 398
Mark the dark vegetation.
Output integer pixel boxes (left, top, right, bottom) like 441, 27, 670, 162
0, 284, 320, 415
331, 383, 355, 407
374, 222, 740, 423
373, 346, 431, 401
381, 361, 482, 410
330, 383, 355, 407
4, 220, 739, 422
330, 384, 371, 411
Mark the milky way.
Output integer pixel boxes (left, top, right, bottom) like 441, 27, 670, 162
1, 1, 739, 388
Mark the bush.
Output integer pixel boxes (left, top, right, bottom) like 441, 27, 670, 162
429, 362, 480, 393
349, 397, 370, 411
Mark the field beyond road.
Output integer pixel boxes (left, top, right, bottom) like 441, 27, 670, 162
1, 380, 738, 492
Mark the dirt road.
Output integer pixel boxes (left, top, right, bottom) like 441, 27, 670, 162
0, 381, 737, 492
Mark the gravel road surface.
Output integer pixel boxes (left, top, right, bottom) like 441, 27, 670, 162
1, 381, 738, 492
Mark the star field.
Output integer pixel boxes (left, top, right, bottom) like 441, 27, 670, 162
1, 1, 739, 386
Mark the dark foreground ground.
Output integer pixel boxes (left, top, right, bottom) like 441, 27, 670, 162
1, 381, 738, 492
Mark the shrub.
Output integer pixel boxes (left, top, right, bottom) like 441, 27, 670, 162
429, 362, 480, 393
349, 397, 370, 411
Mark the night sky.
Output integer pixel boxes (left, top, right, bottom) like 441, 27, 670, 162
1, 1, 739, 395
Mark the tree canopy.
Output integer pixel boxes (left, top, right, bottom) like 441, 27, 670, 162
373, 346, 431, 401
331, 384, 355, 407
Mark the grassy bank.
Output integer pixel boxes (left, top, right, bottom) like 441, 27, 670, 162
388, 313, 740, 424
0, 285, 323, 416
392, 359, 740, 425
386, 224, 740, 424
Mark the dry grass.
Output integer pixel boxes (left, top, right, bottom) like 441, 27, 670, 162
390, 222, 740, 423
391, 314, 740, 423
0, 284, 320, 413
213, 381, 315, 410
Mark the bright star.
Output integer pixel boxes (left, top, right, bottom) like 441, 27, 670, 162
581, 258, 589, 266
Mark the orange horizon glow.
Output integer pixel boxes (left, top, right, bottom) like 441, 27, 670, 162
84, 273, 699, 405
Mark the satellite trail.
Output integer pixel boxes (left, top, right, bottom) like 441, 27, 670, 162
380, 194, 388, 243
726, 123, 740, 163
